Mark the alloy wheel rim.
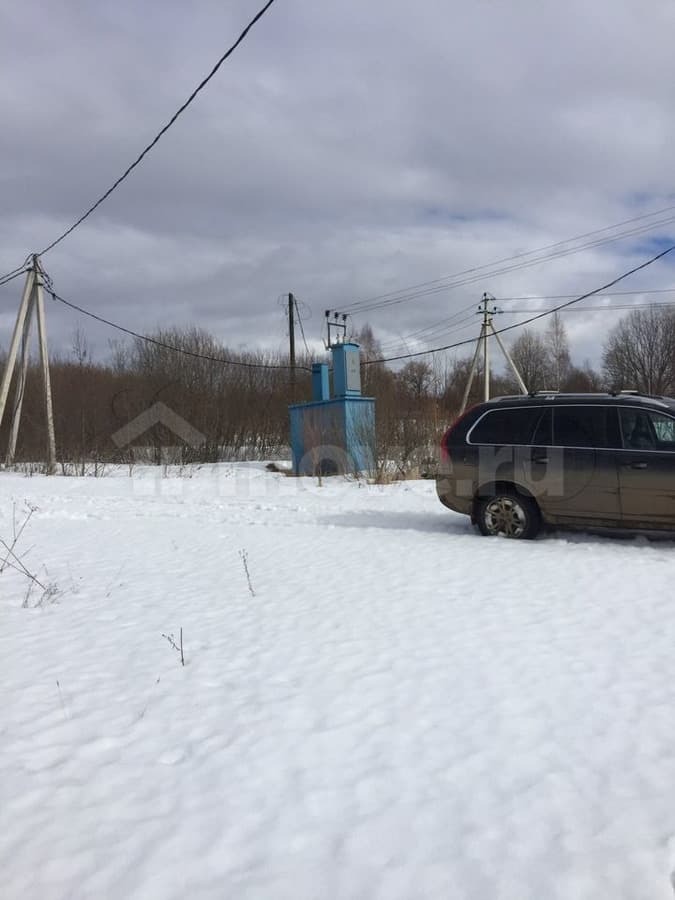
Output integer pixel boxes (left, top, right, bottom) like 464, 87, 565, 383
484, 497, 526, 537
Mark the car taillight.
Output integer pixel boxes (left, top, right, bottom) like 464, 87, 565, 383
440, 406, 476, 462
440, 428, 452, 462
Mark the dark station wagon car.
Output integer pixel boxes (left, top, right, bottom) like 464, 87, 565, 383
436, 392, 675, 539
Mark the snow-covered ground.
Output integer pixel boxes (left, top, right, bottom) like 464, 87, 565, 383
2, 464, 675, 900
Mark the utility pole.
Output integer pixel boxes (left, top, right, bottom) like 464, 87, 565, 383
459, 293, 529, 415
482, 294, 490, 402
288, 293, 296, 400
0, 256, 56, 472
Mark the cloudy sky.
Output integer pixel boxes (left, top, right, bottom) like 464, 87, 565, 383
2, 0, 675, 369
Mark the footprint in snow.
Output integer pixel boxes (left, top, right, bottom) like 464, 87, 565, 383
158, 747, 187, 766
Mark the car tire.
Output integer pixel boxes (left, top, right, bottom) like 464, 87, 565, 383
476, 491, 540, 540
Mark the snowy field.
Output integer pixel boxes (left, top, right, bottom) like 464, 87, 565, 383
2, 463, 675, 900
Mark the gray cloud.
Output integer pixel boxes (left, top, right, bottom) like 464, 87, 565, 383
2, 0, 675, 368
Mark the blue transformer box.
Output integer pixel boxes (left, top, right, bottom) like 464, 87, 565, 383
289, 342, 376, 476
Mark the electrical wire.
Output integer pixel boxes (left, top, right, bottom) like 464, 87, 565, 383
363, 244, 675, 366
34, 0, 278, 259
347, 217, 675, 316
342, 205, 675, 314
37, 247, 675, 378
495, 287, 675, 302
0, 254, 34, 287
375, 301, 478, 349
388, 293, 675, 349
380, 319, 489, 359
382, 299, 675, 357
347, 222, 675, 315
376, 284, 675, 355
0, 267, 30, 288
45, 284, 311, 372
374, 308, 480, 356
501, 300, 675, 314
374, 303, 479, 353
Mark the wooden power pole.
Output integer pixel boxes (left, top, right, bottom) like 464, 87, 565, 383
0, 256, 56, 472
288, 292, 296, 400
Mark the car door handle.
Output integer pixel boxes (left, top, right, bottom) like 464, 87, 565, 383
532, 455, 548, 464
622, 461, 648, 469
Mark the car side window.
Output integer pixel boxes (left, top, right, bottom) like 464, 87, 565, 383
553, 406, 607, 448
619, 408, 675, 451
652, 413, 675, 445
532, 408, 552, 445
468, 407, 542, 445
604, 407, 622, 449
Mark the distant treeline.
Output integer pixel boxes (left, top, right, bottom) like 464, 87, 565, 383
1, 307, 673, 471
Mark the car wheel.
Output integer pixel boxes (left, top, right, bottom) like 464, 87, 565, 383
477, 491, 540, 539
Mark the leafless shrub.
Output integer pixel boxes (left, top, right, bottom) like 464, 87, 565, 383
56, 679, 70, 720
161, 628, 185, 666
0, 502, 59, 607
239, 549, 255, 597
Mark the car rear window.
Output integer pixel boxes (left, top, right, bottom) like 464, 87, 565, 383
553, 406, 607, 448
468, 407, 542, 445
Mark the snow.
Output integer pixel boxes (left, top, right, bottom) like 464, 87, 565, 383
1, 463, 675, 899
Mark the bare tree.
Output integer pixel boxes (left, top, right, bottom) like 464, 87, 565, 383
563, 361, 604, 392
398, 360, 434, 401
603, 307, 675, 395
439, 354, 509, 416
508, 329, 551, 391
71, 329, 91, 366
350, 323, 382, 361
545, 312, 571, 389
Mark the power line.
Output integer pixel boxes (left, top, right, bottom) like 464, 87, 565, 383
388, 300, 675, 353
0, 267, 30, 289
496, 287, 675, 302
34, 0, 278, 259
346, 221, 675, 316
375, 285, 675, 355
503, 300, 675, 314
363, 244, 675, 366
0, 254, 33, 287
376, 301, 478, 349
375, 308, 479, 356
343, 205, 675, 314
22, 252, 675, 377
387, 295, 675, 352
347, 217, 675, 316
45, 284, 311, 372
